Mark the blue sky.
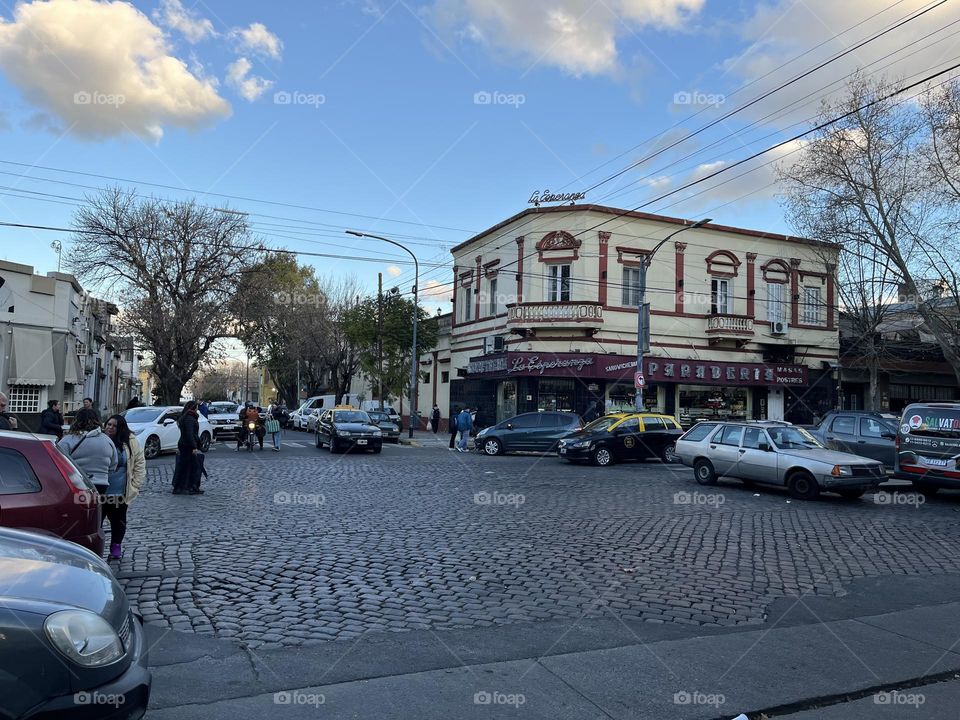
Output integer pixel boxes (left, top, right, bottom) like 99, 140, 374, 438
0, 0, 951, 311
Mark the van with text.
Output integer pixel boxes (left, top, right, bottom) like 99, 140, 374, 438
895, 402, 960, 496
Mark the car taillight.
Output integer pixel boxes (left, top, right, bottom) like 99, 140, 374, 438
895, 434, 900, 451
43, 442, 91, 494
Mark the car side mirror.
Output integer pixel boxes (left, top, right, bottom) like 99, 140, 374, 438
163, 419, 175, 426
758, 442, 772, 452
506, 423, 513, 430
881, 431, 896, 439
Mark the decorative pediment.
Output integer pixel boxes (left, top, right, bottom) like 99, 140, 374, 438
705, 250, 741, 278
536, 231, 581, 261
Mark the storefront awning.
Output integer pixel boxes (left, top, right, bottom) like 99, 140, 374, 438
63, 352, 83, 385
7, 328, 57, 385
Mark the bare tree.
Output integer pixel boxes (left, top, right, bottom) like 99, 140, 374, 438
70, 188, 264, 403
778, 75, 960, 384
302, 277, 362, 404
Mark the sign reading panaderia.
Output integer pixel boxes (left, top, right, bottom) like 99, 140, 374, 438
528, 189, 586, 205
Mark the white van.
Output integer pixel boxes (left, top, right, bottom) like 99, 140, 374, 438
293, 394, 361, 431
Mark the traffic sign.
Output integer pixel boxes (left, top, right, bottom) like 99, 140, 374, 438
634, 372, 646, 389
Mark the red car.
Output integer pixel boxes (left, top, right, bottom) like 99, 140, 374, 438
0, 430, 104, 555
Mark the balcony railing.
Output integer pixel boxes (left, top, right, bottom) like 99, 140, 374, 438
507, 301, 603, 327
706, 313, 754, 335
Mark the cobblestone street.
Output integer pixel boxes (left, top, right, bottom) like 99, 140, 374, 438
117, 439, 960, 650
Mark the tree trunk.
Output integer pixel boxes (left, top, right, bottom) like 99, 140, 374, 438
867, 361, 879, 412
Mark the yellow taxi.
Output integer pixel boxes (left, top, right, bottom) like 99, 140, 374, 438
557, 412, 684, 466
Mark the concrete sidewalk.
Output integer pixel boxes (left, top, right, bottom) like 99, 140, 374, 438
143, 591, 960, 719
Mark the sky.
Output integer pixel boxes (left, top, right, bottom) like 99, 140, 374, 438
0, 0, 956, 318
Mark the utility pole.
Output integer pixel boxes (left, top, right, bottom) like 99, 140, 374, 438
377, 272, 384, 411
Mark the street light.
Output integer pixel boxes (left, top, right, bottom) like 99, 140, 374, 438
634, 218, 712, 411
346, 230, 419, 439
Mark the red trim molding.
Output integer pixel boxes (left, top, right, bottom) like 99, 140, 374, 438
675, 241, 686, 314
516, 236, 525, 303
790, 258, 801, 327
826, 263, 836, 331
598, 231, 610, 306
451, 265, 459, 328
474, 256, 482, 320
746, 252, 757, 318
615, 246, 650, 267
761, 258, 791, 282
705, 250, 741, 278
536, 230, 581, 262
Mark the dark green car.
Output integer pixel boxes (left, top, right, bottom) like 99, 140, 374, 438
366, 410, 401, 443
474, 412, 583, 455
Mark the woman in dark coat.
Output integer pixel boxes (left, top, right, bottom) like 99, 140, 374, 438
39, 399, 64, 439
172, 401, 202, 495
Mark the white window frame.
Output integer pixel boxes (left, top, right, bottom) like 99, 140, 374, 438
802, 286, 822, 325
487, 277, 499, 316
461, 286, 473, 322
622, 267, 640, 306
710, 278, 732, 315
767, 282, 785, 323
545, 264, 571, 302
7, 385, 42, 413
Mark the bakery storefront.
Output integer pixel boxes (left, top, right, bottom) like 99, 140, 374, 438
454, 351, 815, 426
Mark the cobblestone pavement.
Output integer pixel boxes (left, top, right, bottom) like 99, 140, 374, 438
116, 444, 960, 649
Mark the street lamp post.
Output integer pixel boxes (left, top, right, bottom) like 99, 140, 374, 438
346, 230, 419, 439
634, 218, 712, 411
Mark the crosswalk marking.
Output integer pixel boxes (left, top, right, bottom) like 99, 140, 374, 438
284, 442, 306, 448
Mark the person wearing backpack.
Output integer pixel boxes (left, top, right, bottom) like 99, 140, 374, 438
57, 408, 118, 496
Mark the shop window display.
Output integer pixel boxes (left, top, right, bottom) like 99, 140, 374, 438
679, 387, 748, 425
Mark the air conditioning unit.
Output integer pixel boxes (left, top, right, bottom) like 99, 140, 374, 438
771, 320, 789, 336
493, 336, 505, 352
483, 336, 506, 354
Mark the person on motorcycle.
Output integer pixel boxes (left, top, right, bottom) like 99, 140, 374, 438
236, 402, 265, 451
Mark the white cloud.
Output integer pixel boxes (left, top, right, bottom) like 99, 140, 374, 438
0, 0, 230, 141
231, 22, 282, 59
421, 279, 450, 300
427, 0, 704, 76
386, 265, 403, 277
153, 0, 216, 43
226, 57, 272, 102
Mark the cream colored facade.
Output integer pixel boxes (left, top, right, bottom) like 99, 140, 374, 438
424, 205, 841, 427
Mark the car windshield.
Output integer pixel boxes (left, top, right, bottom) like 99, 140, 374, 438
584, 416, 621, 433
767, 426, 824, 450
334, 411, 369, 423
123, 408, 164, 424
904, 408, 960, 439
368, 412, 392, 422
210, 403, 238, 413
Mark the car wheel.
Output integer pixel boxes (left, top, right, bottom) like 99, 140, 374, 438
913, 483, 940, 498
660, 443, 677, 464
315, 431, 322, 449
591, 446, 614, 467
694, 459, 717, 486
787, 471, 820, 500
329, 439, 337, 453
836, 488, 865, 500
144, 435, 161, 459
482, 438, 503, 456
199, 432, 211, 452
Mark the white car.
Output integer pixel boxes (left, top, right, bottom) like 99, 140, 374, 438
124, 406, 212, 459
206, 401, 241, 439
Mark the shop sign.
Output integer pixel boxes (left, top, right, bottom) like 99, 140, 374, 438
467, 356, 508, 375
641, 359, 808, 387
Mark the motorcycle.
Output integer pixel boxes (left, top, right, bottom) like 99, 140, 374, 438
245, 421, 258, 452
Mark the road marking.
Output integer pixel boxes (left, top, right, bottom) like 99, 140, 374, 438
284, 442, 306, 448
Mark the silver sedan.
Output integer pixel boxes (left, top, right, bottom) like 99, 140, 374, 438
674, 422, 886, 500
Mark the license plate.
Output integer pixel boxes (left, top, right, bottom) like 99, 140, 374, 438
559, 448, 567, 454
921, 456, 948, 467
357, 439, 368, 445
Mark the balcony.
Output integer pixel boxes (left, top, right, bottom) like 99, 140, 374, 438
706, 313, 754, 343
507, 301, 603, 333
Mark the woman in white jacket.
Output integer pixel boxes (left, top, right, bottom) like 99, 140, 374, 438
103, 414, 146, 560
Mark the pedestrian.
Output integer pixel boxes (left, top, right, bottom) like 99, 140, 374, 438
103, 414, 146, 560
198, 400, 210, 418
265, 411, 282, 452
448, 407, 460, 450
172, 401, 202, 495
456, 406, 473, 453
431, 404, 441, 433
39, 399, 64, 439
82, 397, 101, 423
58, 408, 117, 496
0, 392, 18, 431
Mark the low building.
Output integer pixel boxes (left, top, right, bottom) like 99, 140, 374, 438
434, 204, 841, 427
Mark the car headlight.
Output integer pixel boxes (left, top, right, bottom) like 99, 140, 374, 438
44, 610, 124, 667
830, 465, 853, 477
570, 440, 590, 449
132, 427, 146, 435
372, 430, 382, 437
337, 430, 351, 437
476, 428, 488, 438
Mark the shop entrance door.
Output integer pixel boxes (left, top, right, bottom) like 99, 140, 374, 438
498, 381, 517, 423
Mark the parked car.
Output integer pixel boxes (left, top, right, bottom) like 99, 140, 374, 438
0, 526, 151, 719
123, 406, 212, 459
557, 412, 682, 466
895, 402, 960, 496
315, 408, 383, 453
674, 421, 886, 500
475, 411, 581, 456
807, 411, 898, 467
359, 402, 403, 431
206, 401, 241, 440
366, 410, 401, 443
0, 430, 104, 556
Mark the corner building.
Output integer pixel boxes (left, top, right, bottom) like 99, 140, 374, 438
439, 205, 840, 427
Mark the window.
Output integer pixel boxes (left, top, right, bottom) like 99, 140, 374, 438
0, 448, 41, 495
767, 282, 785, 323
441, 371, 449, 384
718, 425, 743, 446
742, 428, 765, 449
487, 277, 499, 316
710, 278, 732, 315
506, 414, 539, 429
681, 422, 719, 442
860, 417, 892, 438
546, 264, 571, 302
622, 267, 640, 306
616, 418, 640, 433
461, 286, 473, 322
802, 286, 822, 325
6, 386, 41, 413
422, 372, 430, 384
642, 417, 666, 431
831, 416, 855, 435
